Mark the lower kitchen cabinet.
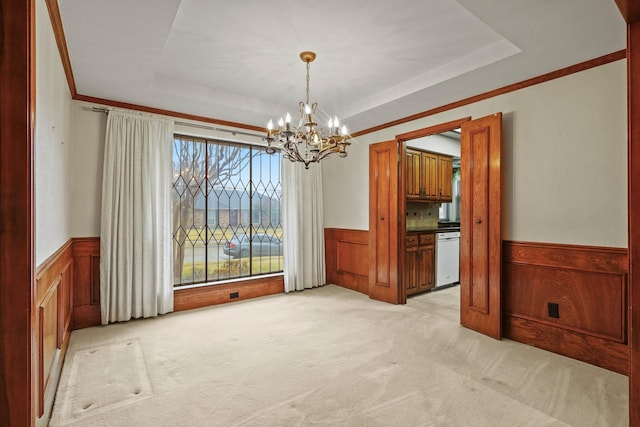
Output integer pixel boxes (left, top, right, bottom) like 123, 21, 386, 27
405, 233, 435, 296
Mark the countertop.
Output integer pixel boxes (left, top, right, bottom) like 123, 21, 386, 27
407, 225, 460, 233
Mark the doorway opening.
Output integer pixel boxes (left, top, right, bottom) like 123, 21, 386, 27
398, 119, 469, 300
368, 113, 503, 341
392, 113, 503, 339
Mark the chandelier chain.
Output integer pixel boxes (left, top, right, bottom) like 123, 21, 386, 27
306, 61, 311, 106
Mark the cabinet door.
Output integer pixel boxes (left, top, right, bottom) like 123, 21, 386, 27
422, 152, 439, 200
425, 244, 435, 290
405, 247, 419, 295
417, 244, 435, 292
405, 150, 421, 199
438, 156, 453, 202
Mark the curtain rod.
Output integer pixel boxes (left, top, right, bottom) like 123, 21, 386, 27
90, 107, 262, 138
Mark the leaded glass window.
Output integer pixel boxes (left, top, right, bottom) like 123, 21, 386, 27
172, 135, 282, 287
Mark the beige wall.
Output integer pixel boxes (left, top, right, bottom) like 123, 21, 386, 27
322, 60, 628, 248
35, 0, 73, 266
69, 101, 106, 237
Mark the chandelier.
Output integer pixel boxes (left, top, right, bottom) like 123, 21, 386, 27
263, 51, 351, 169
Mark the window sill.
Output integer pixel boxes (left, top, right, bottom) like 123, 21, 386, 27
173, 272, 284, 291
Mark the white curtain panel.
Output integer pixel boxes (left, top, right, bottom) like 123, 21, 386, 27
281, 160, 326, 292
100, 109, 174, 324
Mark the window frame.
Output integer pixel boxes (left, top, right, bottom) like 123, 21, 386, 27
171, 133, 283, 288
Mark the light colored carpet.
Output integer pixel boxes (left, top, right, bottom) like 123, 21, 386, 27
49, 285, 628, 426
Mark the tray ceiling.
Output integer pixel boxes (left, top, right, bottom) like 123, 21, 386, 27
57, 0, 626, 132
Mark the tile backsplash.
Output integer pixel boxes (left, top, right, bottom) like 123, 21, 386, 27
406, 202, 439, 230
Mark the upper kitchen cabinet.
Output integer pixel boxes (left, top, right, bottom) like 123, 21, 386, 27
423, 151, 439, 200
406, 149, 422, 199
438, 155, 452, 202
405, 148, 453, 202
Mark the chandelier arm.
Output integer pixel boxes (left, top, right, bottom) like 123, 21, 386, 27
316, 149, 335, 162
286, 145, 305, 163
316, 144, 335, 155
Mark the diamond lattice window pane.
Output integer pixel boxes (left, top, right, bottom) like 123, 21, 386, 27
172, 137, 282, 287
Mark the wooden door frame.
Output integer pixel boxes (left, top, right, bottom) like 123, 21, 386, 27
0, 0, 36, 425
614, 2, 640, 424
396, 117, 471, 301
630, 21, 640, 424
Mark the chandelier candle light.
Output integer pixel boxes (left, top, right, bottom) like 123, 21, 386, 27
264, 51, 351, 169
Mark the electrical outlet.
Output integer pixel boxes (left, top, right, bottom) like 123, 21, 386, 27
547, 302, 559, 318
230, 292, 239, 299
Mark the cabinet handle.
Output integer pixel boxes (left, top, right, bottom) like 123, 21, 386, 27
476, 219, 482, 224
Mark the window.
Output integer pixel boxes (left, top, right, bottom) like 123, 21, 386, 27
172, 135, 282, 287
439, 161, 460, 222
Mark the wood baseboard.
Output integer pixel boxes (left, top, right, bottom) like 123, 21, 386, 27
503, 240, 628, 374
504, 315, 628, 375
174, 275, 284, 311
325, 228, 369, 294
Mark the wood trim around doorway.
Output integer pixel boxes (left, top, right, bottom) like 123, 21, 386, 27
626, 17, 640, 426
0, 0, 36, 425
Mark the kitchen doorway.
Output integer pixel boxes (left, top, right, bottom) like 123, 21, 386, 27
369, 114, 503, 340
399, 119, 468, 301
394, 114, 503, 339
406, 130, 461, 291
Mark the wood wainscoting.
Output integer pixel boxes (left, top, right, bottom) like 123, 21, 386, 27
503, 240, 628, 374
72, 237, 101, 329
325, 228, 369, 295
68, 236, 284, 323
35, 240, 74, 419
174, 275, 284, 311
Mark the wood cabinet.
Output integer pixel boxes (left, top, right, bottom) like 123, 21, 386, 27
438, 155, 452, 201
405, 232, 435, 296
406, 150, 421, 199
422, 151, 439, 200
405, 148, 453, 202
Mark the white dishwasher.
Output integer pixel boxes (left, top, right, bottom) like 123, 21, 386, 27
435, 231, 460, 287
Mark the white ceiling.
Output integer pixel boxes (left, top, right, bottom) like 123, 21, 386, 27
57, 0, 626, 133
